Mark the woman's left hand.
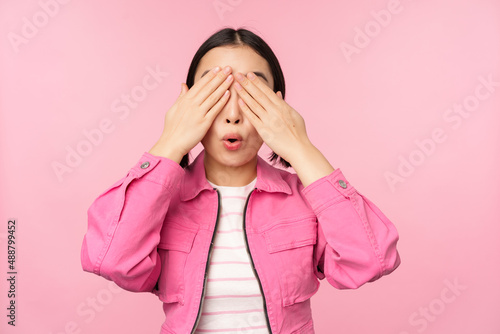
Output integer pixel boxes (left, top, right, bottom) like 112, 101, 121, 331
233, 71, 312, 164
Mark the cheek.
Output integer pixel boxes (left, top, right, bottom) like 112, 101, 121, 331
248, 126, 263, 144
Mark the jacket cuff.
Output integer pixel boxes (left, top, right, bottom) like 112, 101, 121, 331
300, 168, 356, 213
129, 152, 185, 193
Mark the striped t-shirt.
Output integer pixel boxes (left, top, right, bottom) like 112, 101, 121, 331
194, 176, 269, 334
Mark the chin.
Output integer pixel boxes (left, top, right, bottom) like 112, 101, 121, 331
209, 148, 253, 166
204, 139, 261, 164
218, 151, 251, 166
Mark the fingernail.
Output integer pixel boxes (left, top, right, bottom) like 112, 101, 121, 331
236, 72, 245, 81
224, 66, 231, 74
213, 66, 221, 73
247, 72, 256, 80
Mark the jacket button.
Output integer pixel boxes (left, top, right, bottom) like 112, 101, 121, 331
141, 161, 150, 169
338, 180, 347, 188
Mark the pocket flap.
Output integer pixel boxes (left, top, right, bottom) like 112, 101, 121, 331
264, 217, 317, 253
158, 225, 198, 253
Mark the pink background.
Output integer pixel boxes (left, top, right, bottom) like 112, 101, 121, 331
1, 0, 499, 333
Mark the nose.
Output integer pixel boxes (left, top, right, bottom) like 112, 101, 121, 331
221, 82, 243, 124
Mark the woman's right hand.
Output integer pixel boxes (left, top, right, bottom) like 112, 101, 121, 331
148, 66, 234, 163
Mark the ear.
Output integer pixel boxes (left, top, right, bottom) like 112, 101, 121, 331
180, 83, 188, 96
276, 91, 283, 99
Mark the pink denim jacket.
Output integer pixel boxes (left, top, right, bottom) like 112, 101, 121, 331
81, 149, 401, 333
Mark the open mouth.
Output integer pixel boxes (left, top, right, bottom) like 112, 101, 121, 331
222, 133, 243, 142
222, 133, 243, 150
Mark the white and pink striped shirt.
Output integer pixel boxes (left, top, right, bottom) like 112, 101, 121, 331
194, 176, 269, 334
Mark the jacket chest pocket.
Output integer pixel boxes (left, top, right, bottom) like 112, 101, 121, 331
263, 216, 320, 307
153, 224, 198, 304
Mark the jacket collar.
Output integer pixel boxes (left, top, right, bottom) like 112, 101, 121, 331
180, 149, 292, 201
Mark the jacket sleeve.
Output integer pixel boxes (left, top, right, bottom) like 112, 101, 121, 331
80, 152, 185, 293
300, 168, 401, 289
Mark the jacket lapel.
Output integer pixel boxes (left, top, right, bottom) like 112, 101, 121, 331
180, 149, 292, 202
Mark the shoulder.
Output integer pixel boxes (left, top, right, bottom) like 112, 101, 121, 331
270, 165, 305, 193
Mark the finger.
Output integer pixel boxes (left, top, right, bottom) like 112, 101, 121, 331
200, 73, 234, 112
206, 89, 230, 122
185, 66, 224, 101
238, 97, 262, 127
234, 80, 267, 120
193, 66, 232, 106
235, 72, 281, 108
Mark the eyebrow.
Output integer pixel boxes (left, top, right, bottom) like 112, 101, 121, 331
201, 69, 269, 83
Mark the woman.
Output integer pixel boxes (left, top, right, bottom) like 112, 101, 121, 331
81, 27, 401, 333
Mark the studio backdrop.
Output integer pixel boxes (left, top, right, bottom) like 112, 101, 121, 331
1, 0, 499, 333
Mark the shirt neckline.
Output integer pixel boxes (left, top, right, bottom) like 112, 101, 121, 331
207, 176, 257, 189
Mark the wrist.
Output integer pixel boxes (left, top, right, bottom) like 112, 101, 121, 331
287, 140, 316, 166
289, 143, 335, 188
148, 138, 185, 164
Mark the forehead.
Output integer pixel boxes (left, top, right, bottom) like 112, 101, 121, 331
195, 46, 273, 86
